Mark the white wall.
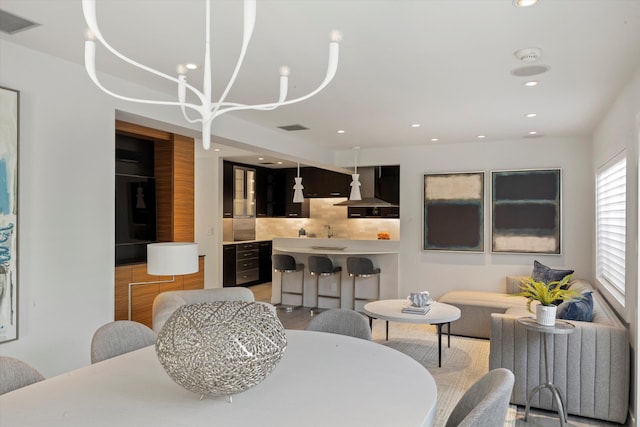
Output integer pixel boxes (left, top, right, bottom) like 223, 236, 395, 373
592, 65, 640, 427
336, 136, 593, 298
0, 41, 115, 376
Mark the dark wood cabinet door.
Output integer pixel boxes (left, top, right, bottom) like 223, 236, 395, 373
258, 241, 273, 283
222, 162, 234, 218
223, 244, 236, 287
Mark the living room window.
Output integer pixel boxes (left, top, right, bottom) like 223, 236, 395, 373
595, 151, 627, 306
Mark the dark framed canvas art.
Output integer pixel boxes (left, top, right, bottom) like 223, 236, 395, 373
491, 168, 561, 254
423, 172, 484, 252
0, 86, 19, 343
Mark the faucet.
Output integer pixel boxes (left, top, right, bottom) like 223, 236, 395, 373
325, 225, 333, 239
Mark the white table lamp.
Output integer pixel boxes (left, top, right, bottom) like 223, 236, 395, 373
128, 242, 199, 320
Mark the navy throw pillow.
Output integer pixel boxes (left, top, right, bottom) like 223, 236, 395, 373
531, 260, 574, 284
556, 291, 594, 322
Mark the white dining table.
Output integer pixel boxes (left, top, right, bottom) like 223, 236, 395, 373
0, 330, 437, 427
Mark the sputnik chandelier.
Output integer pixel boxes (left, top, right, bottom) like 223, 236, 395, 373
82, 0, 341, 150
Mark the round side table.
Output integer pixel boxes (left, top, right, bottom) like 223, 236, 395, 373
517, 317, 575, 427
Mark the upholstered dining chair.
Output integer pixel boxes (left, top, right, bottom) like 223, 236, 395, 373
305, 308, 372, 340
0, 356, 45, 395
444, 368, 515, 427
90, 320, 157, 364
151, 287, 257, 332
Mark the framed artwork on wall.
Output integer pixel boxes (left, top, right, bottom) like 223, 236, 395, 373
423, 172, 484, 252
0, 86, 19, 343
491, 168, 561, 254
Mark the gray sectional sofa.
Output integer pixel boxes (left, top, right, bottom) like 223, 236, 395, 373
440, 276, 629, 424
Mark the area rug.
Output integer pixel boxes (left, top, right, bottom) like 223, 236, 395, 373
370, 320, 506, 426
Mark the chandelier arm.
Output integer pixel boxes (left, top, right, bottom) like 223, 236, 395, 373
211, 0, 257, 117
211, 41, 339, 117
82, 0, 207, 105
84, 40, 202, 111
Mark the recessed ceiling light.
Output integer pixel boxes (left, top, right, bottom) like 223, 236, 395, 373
258, 157, 264, 161
213, 148, 221, 152
185, 63, 199, 70
477, 135, 486, 139
337, 130, 345, 134
431, 138, 439, 142
277, 161, 283, 165
525, 113, 537, 118
513, 0, 538, 7
528, 131, 538, 135
523, 80, 539, 87
411, 123, 420, 128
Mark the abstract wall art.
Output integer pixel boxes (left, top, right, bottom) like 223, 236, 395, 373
491, 169, 561, 254
0, 86, 19, 343
423, 172, 484, 252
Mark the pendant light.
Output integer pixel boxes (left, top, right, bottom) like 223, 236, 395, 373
349, 147, 361, 201
293, 163, 304, 203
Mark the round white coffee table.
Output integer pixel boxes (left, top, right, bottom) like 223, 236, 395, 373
363, 299, 461, 367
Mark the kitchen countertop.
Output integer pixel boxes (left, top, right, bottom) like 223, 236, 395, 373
272, 237, 399, 255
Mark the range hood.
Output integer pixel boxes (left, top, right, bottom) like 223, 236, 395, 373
334, 166, 399, 207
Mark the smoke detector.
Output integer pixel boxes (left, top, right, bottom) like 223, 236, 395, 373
514, 47, 542, 63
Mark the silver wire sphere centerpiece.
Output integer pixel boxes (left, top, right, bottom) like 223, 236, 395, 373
155, 301, 287, 398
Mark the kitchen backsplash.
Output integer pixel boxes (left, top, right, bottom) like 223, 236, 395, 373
256, 198, 400, 240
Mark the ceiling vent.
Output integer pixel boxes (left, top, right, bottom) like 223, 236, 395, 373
510, 65, 550, 77
0, 9, 40, 34
514, 47, 542, 63
278, 124, 308, 131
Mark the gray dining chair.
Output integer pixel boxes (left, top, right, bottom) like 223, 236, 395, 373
308, 255, 342, 314
305, 308, 372, 340
152, 287, 257, 332
444, 368, 515, 427
0, 356, 45, 395
90, 320, 157, 364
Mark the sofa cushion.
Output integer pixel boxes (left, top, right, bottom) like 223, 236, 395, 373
531, 260, 574, 284
557, 291, 594, 321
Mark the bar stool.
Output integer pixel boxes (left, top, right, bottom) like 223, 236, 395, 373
272, 254, 305, 311
308, 256, 342, 314
347, 257, 380, 312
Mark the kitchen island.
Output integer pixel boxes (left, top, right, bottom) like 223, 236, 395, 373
272, 238, 399, 310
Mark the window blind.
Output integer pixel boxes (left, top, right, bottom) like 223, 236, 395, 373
595, 155, 626, 299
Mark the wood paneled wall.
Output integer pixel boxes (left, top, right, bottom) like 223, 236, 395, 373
115, 257, 205, 327
114, 121, 200, 327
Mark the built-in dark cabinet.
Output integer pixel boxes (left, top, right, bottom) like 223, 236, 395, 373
284, 169, 310, 218
255, 167, 268, 217
258, 241, 273, 283
223, 162, 234, 218
301, 167, 350, 198
223, 240, 272, 287
223, 244, 236, 287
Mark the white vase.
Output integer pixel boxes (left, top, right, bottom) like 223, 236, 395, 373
536, 304, 557, 326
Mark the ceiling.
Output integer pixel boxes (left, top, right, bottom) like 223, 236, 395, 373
2, 0, 640, 165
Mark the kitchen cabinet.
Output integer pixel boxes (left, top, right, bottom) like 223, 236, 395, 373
233, 165, 256, 217
223, 162, 233, 218
223, 244, 236, 287
284, 169, 310, 218
258, 240, 273, 283
223, 240, 273, 287
301, 167, 350, 198
236, 242, 259, 285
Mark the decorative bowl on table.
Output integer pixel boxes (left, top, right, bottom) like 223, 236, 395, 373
155, 301, 287, 398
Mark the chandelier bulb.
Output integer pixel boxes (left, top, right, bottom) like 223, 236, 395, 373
176, 64, 188, 75
84, 28, 96, 42
279, 66, 291, 77
330, 30, 343, 43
